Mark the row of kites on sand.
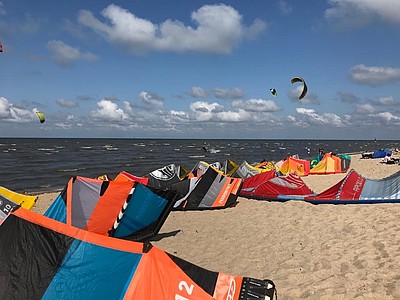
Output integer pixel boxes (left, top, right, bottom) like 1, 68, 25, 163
3, 150, 400, 298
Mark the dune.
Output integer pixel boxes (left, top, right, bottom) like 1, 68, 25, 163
32, 154, 400, 299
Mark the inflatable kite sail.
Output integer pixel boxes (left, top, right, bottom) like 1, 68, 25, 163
232, 161, 275, 179
146, 164, 191, 189
0, 208, 276, 299
114, 170, 149, 185
35, 111, 45, 123
240, 172, 315, 200
44, 176, 178, 241
0, 186, 37, 223
276, 156, 310, 176
190, 160, 223, 177
170, 167, 243, 210
241, 169, 400, 204
310, 153, 351, 174
304, 169, 400, 204
290, 76, 308, 100
221, 159, 239, 176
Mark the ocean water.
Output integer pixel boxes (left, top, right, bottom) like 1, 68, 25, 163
1, 138, 399, 194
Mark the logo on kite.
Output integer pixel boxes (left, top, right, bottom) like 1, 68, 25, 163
35, 111, 45, 123
290, 76, 308, 100
270, 88, 277, 97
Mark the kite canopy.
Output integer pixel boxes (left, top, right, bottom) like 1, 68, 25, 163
0, 208, 277, 299
35, 111, 45, 123
44, 176, 178, 241
290, 76, 308, 100
0, 186, 37, 223
270, 88, 277, 97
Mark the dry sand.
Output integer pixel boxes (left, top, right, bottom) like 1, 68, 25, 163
32, 155, 400, 299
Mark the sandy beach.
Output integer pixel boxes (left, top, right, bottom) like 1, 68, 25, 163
32, 154, 400, 299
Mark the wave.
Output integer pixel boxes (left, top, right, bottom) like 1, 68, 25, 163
58, 168, 78, 172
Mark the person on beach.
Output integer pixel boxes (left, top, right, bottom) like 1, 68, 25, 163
318, 148, 324, 160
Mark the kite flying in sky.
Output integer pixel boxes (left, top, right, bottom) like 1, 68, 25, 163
35, 111, 45, 123
290, 76, 308, 100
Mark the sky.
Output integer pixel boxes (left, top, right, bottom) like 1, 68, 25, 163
1, 0, 400, 139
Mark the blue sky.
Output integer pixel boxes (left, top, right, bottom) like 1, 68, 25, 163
1, 0, 400, 139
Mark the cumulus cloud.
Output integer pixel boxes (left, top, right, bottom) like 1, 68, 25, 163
213, 87, 244, 99
47, 40, 98, 67
325, 0, 400, 28
232, 99, 281, 112
375, 111, 400, 122
190, 86, 207, 98
90, 99, 128, 120
0, 97, 36, 122
78, 4, 266, 55
139, 91, 163, 109
355, 103, 376, 114
56, 98, 78, 108
377, 96, 397, 106
295, 107, 345, 127
189, 101, 251, 122
169, 110, 190, 120
123, 101, 133, 113
350, 64, 400, 85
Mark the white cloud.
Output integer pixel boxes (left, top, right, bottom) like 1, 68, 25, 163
355, 103, 375, 114
350, 64, 400, 85
56, 98, 78, 108
295, 107, 345, 127
47, 40, 98, 67
139, 91, 163, 109
169, 110, 189, 120
377, 96, 397, 106
213, 87, 244, 99
0, 97, 36, 122
190, 86, 207, 98
326, 0, 400, 24
375, 111, 400, 122
189, 101, 251, 122
78, 4, 266, 55
90, 99, 128, 120
123, 101, 133, 113
190, 101, 223, 121
232, 99, 281, 112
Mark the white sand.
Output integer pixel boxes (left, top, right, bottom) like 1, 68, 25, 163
32, 155, 400, 299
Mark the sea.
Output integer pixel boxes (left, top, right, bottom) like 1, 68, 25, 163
1, 138, 399, 194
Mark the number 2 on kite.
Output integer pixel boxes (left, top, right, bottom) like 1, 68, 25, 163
175, 280, 194, 300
